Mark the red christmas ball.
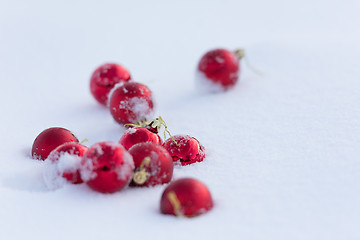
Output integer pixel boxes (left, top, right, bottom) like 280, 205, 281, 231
45, 143, 88, 185
120, 127, 163, 150
90, 63, 131, 105
160, 178, 213, 217
32, 127, 79, 160
109, 82, 155, 125
163, 135, 205, 166
128, 142, 173, 187
80, 142, 134, 193
196, 48, 240, 91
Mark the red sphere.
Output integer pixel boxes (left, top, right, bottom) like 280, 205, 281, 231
163, 135, 205, 166
90, 63, 131, 105
46, 143, 88, 184
120, 127, 163, 150
128, 142, 173, 187
32, 127, 79, 160
160, 178, 213, 217
80, 142, 134, 193
109, 82, 155, 125
197, 48, 240, 90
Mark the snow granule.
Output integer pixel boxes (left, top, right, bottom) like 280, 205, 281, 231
125, 127, 137, 135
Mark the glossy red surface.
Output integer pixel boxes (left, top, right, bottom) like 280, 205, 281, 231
198, 48, 240, 89
163, 135, 205, 166
120, 127, 162, 150
81, 142, 134, 193
160, 178, 213, 217
90, 63, 131, 105
32, 127, 79, 160
109, 82, 154, 125
128, 142, 173, 187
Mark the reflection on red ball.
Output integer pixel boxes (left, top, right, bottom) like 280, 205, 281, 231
80, 142, 134, 193
128, 142, 173, 187
163, 135, 205, 166
32, 127, 79, 160
120, 127, 162, 150
90, 63, 131, 105
109, 82, 155, 125
160, 178, 213, 217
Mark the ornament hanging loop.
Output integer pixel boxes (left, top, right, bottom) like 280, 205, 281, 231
234, 49, 263, 76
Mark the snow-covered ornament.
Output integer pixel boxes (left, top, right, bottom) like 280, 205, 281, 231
43, 143, 88, 189
163, 135, 205, 166
90, 63, 131, 105
109, 82, 155, 125
80, 142, 134, 193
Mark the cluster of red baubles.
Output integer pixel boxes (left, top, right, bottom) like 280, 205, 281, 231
31, 48, 243, 217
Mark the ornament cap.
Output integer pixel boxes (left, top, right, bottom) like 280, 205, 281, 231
167, 191, 184, 217
234, 49, 245, 59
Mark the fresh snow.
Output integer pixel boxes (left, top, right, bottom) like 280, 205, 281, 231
1, 0, 360, 240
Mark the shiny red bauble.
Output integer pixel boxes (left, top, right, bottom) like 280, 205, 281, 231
32, 127, 79, 160
120, 127, 162, 150
80, 142, 134, 193
197, 48, 240, 91
160, 178, 213, 217
163, 135, 205, 166
90, 63, 131, 105
128, 142, 173, 187
46, 143, 88, 184
109, 82, 155, 125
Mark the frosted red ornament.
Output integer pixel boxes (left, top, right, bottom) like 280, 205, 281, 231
163, 135, 205, 166
109, 82, 155, 125
120, 127, 162, 150
90, 63, 131, 105
80, 142, 134, 193
32, 127, 79, 160
46, 142, 88, 185
160, 178, 213, 217
128, 142, 173, 187
196, 48, 242, 91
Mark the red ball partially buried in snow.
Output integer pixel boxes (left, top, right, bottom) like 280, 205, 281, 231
160, 178, 213, 217
46, 142, 88, 184
32, 127, 79, 160
109, 82, 155, 125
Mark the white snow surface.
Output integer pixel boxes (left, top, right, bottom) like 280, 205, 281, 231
1, 0, 360, 240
